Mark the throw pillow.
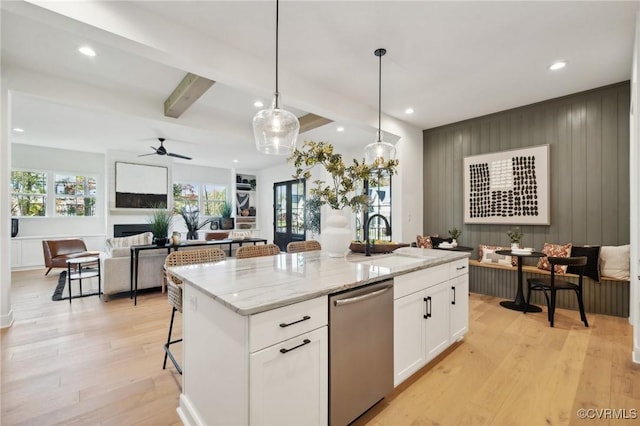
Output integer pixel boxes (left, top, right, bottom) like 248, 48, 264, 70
600, 245, 630, 280
416, 235, 433, 249
567, 246, 601, 282
537, 242, 572, 274
479, 247, 514, 267
478, 244, 517, 267
106, 232, 153, 250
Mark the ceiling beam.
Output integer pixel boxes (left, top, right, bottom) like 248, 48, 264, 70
164, 73, 215, 118
299, 113, 333, 133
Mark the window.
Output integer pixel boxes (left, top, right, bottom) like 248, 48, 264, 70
355, 171, 392, 242
54, 174, 97, 216
173, 182, 227, 216
11, 170, 99, 217
11, 171, 47, 217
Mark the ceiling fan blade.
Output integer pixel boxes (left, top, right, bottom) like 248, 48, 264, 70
167, 152, 192, 160
137, 152, 157, 157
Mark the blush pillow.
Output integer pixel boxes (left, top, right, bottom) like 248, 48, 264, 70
478, 244, 517, 267
537, 242, 572, 274
600, 245, 630, 280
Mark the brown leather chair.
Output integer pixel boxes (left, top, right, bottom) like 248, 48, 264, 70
204, 232, 230, 241
42, 239, 100, 276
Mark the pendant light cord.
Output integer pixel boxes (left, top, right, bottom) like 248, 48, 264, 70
275, 0, 280, 107
378, 50, 382, 141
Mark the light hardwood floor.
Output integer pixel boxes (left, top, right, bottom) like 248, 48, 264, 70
2, 269, 639, 425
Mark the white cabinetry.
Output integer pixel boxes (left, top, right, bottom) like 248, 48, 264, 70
393, 258, 469, 387
450, 259, 469, 342
180, 285, 328, 426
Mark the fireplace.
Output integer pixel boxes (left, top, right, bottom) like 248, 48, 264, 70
114, 224, 152, 237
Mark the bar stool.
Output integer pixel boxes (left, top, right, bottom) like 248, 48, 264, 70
163, 247, 226, 374
286, 240, 321, 253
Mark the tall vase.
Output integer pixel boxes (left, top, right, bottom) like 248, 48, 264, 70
322, 209, 352, 258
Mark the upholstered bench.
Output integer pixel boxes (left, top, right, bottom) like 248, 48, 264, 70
468, 259, 630, 317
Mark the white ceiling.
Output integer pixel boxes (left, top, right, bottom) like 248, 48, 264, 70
2, 1, 638, 170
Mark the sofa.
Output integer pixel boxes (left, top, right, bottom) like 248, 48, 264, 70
102, 232, 168, 300
42, 239, 101, 275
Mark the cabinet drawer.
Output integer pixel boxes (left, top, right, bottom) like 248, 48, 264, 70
249, 296, 328, 352
449, 258, 469, 278
394, 263, 449, 299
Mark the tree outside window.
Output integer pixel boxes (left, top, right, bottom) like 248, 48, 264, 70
55, 175, 97, 216
11, 171, 47, 217
174, 182, 228, 216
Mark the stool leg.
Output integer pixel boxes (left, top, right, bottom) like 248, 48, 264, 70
67, 263, 72, 304
163, 307, 177, 370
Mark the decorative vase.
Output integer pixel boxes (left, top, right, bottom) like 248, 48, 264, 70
511, 242, 520, 250
322, 209, 352, 258
172, 232, 182, 245
154, 237, 169, 247
451, 239, 458, 248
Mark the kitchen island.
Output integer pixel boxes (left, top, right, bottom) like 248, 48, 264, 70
169, 247, 470, 426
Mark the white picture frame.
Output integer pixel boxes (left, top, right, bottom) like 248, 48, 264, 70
463, 144, 550, 225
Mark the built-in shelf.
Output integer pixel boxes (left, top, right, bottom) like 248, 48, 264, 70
235, 173, 257, 231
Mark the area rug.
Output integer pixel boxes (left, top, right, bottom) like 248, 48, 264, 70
52, 271, 67, 301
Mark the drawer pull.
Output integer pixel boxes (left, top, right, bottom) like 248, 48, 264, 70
279, 315, 311, 328
456, 265, 467, 270
280, 338, 311, 354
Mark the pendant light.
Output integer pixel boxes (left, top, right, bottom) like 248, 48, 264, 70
253, 0, 300, 155
364, 48, 397, 166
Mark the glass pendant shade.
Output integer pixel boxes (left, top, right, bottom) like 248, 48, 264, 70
364, 134, 397, 166
253, 93, 300, 155
365, 47, 397, 167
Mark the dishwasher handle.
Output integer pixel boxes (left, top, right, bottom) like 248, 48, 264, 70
333, 285, 392, 307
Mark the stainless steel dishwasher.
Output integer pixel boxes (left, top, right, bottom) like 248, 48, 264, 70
329, 279, 394, 426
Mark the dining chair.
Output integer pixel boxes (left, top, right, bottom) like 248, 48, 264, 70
163, 247, 226, 374
236, 243, 281, 259
286, 240, 321, 253
525, 256, 589, 327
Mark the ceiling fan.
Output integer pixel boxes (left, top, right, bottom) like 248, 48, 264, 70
139, 138, 192, 160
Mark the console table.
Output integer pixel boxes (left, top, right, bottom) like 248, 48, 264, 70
130, 238, 268, 305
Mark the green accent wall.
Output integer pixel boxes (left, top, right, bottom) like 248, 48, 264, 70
423, 82, 630, 256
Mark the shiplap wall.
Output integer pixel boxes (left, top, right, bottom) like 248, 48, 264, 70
423, 82, 630, 257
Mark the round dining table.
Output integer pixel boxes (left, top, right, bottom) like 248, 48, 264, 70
495, 249, 546, 312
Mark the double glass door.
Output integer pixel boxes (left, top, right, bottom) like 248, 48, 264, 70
273, 179, 306, 251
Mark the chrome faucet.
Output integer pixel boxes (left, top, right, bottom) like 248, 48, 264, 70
364, 213, 391, 256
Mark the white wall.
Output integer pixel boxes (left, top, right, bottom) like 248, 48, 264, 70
1, 87, 14, 327
631, 10, 640, 364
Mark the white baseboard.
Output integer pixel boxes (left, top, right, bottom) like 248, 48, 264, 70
634, 346, 640, 364
1, 309, 14, 328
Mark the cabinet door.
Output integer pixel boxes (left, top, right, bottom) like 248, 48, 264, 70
450, 274, 469, 342
424, 282, 451, 362
393, 289, 427, 387
250, 326, 328, 426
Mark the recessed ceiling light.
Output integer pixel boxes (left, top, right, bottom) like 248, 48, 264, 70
336, 126, 345, 132
549, 61, 566, 71
404, 108, 414, 115
79, 46, 96, 57
253, 100, 264, 108
233, 159, 239, 163
12, 128, 24, 133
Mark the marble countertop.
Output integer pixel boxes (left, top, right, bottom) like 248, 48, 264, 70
169, 247, 470, 316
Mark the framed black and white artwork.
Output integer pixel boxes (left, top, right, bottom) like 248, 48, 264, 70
463, 144, 550, 225
115, 162, 168, 209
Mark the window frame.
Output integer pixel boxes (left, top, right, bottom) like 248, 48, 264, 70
173, 181, 228, 217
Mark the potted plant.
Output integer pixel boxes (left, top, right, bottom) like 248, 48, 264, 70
179, 208, 218, 240
220, 201, 235, 230
507, 226, 523, 249
147, 207, 174, 246
448, 227, 461, 247
289, 140, 399, 257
